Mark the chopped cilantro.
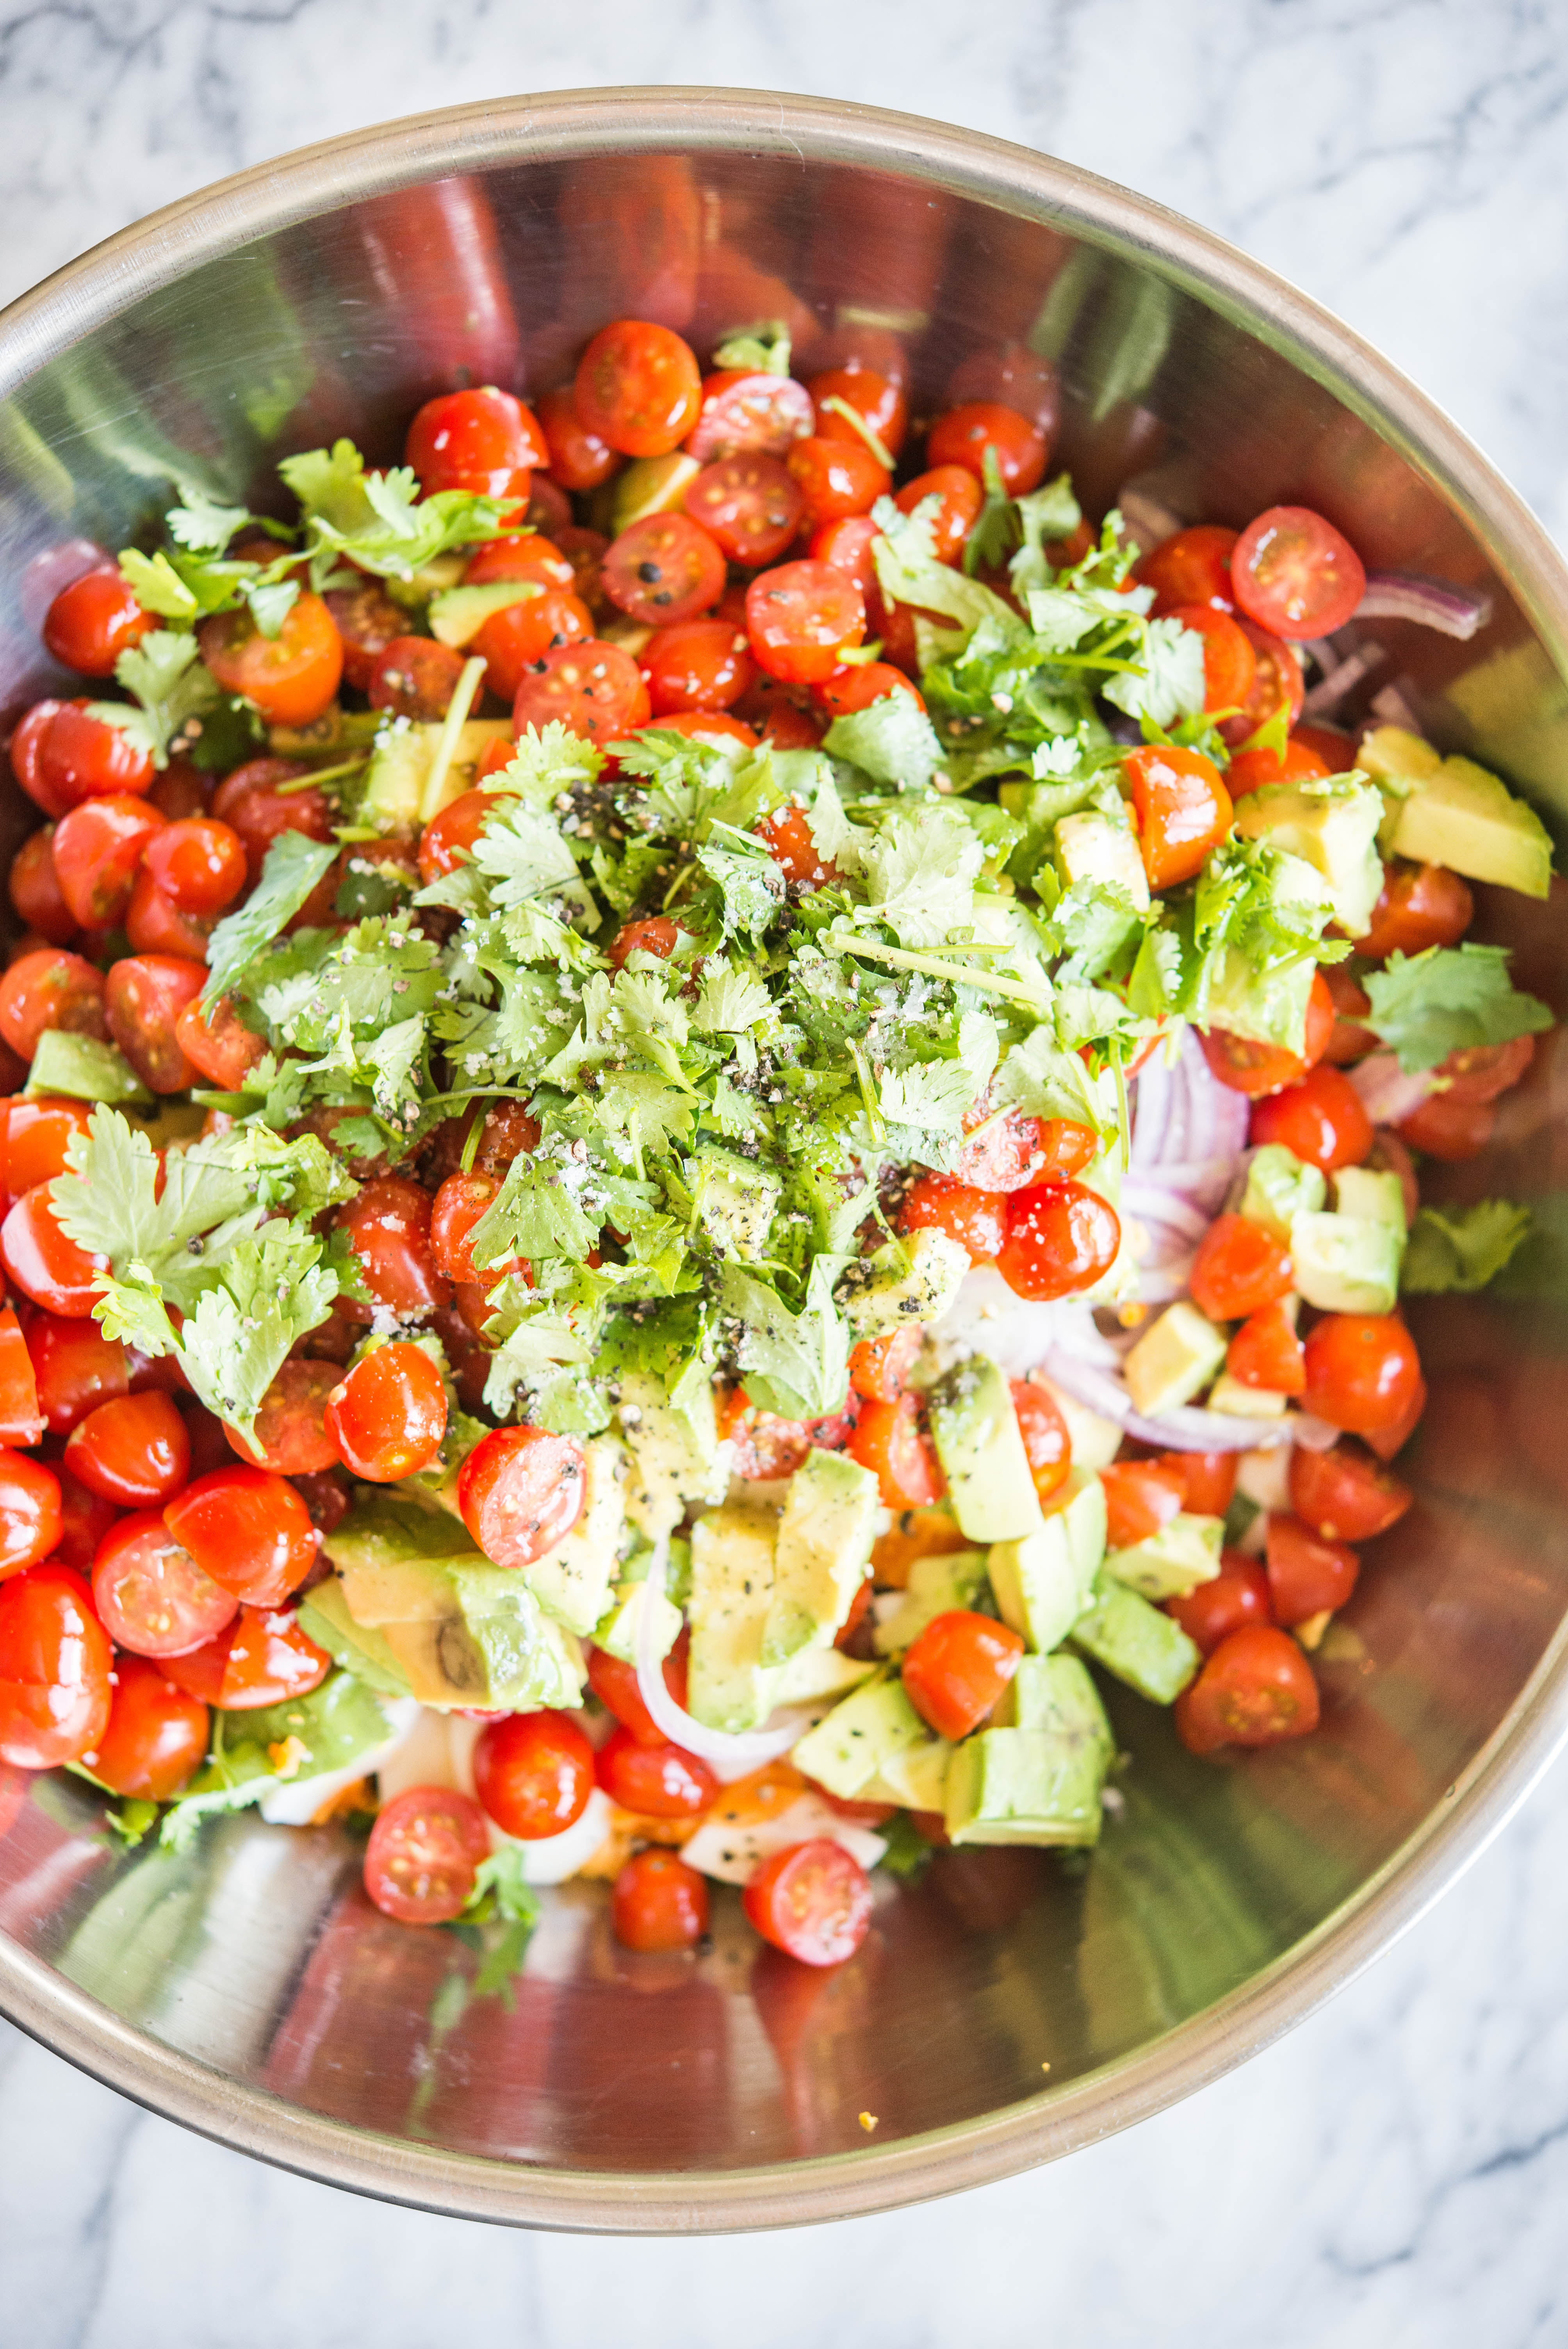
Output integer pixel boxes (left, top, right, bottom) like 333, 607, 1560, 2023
1402, 1199, 1532, 1292
1361, 945, 1554, 1075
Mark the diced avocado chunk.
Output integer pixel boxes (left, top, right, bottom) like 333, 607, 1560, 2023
1233, 776, 1386, 937
617, 1371, 727, 1539
358, 716, 512, 832
1122, 1301, 1228, 1417
772, 1646, 877, 1705
928, 1357, 1047, 1543
763, 1447, 880, 1665
427, 579, 541, 648
872, 1547, 989, 1656
945, 1656, 1113, 1846
611, 453, 702, 533
592, 1569, 683, 1666
1037, 1374, 1123, 1470
1071, 1572, 1200, 1704
323, 1490, 484, 1626
987, 1467, 1107, 1653
219, 1670, 399, 1786
1291, 1210, 1404, 1315
1205, 1372, 1289, 1420
1104, 1510, 1222, 1601
1055, 809, 1150, 909
837, 1226, 969, 1337
1333, 1165, 1407, 1232
789, 1670, 928, 1798
25, 1030, 152, 1105
1240, 1143, 1326, 1239
689, 1142, 782, 1260
862, 1735, 953, 1810
1360, 726, 1553, 898
992, 1650, 1111, 1743
382, 1565, 584, 1711
686, 1499, 781, 1732
521, 1435, 626, 1635
296, 1577, 413, 1699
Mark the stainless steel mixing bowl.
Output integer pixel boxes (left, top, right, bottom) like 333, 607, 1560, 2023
2, 87, 1567, 2234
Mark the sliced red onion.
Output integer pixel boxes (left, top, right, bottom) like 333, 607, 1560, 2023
1355, 573, 1492, 641
1042, 1347, 1289, 1452
1291, 1413, 1342, 1453
1301, 642, 1386, 719
1122, 1180, 1212, 1244
634, 1537, 805, 1773
1130, 1055, 1174, 1171
1180, 1030, 1251, 1171
1349, 1052, 1434, 1126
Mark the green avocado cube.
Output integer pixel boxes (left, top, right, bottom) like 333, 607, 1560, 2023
1241, 1142, 1327, 1239
296, 1578, 412, 1700
1071, 1572, 1201, 1704
687, 1500, 781, 1733
1360, 727, 1553, 898
611, 452, 703, 533
1122, 1302, 1228, 1417
1290, 1210, 1404, 1315
617, 1372, 727, 1541
837, 1227, 970, 1337
1233, 776, 1386, 937
1333, 1165, 1407, 1233
25, 1030, 152, 1106
763, 1447, 880, 1665
944, 1656, 1112, 1846
872, 1546, 989, 1656
689, 1142, 782, 1260
986, 1468, 1107, 1654
1103, 1510, 1223, 1601
428, 579, 542, 647
928, 1357, 1046, 1543
789, 1672, 928, 1798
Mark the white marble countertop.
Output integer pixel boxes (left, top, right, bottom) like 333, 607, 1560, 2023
3, 4, 1568, 2341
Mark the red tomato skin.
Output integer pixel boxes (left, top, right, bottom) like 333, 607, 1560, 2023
808, 367, 908, 458
995, 1181, 1121, 1302
1433, 1034, 1536, 1107
1302, 1313, 1423, 1437
458, 1426, 587, 1571
1231, 505, 1367, 639
809, 513, 881, 602
814, 664, 923, 718
1188, 1212, 1295, 1322
684, 453, 804, 567
613, 1849, 710, 1951
640, 617, 754, 715
1219, 620, 1305, 748
1, 1096, 91, 1203
335, 1176, 450, 1322
0, 947, 109, 1061
1226, 1300, 1307, 1394
847, 1394, 943, 1510
1162, 1451, 1238, 1517
1010, 1379, 1073, 1502
575, 319, 703, 457
43, 568, 154, 675
642, 711, 757, 752
1, 1182, 106, 1317
9, 828, 79, 947
607, 916, 684, 970
745, 561, 866, 685
1124, 743, 1233, 891
1359, 862, 1474, 962
218, 1360, 338, 1476
210, 759, 331, 883
898, 1174, 1007, 1265
173, 992, 265, 1091
125, 871, 217, 963
140, 816, 247, 917
0, 1565, 113, 1768
602, 512, 727, 629
49, 795, 165, 929
1224, 738, 1331, 799
743, 1837, 873, 1967
162, 1604, 331, 1710
848, 1324, 924, 1405
1395, 1092, 1495, 1162
25, 1313, 127, 1433
417, 788, 497, 885
595, 1723, 717, 1818
91, 1654, 209, 1800
1100, 1460, 1185, 1550
786, 435, 891, 529
902, 1608, 1024, 1741
1175, 1623, 1320, 1754
583, 1636, 690, 1746
756, 801, 838, 887
684, 369, 815, 463
1164, 604, 1258, 714
63, 1390, 189, 1506
536, 385, 622, 490
198, 594, 344, 729
0, 1450, 63, 1582
34, 703, 156, 812
1265, 1511, 1360, 1627
1249, 1063, 1374, 1171
404, 385, 545, 500
1288, 1443, 1411, 1542
927, 401, 1047, 494
429, 1170, 517, 1286
1165, 1554, 1274, 1656
325, 1343, 447, 1483
511, 640, 650, 743
363, 1784, 490, 1925
474, 1707, 595, 1838
105, 955, 207, 1094
1365, 1375, 1427, 1463
163, 1465, 317, 1609
323, 580, 409, 690
367, 636, 467, 722
0, 1310, 43, 1449
1202, 970, 1336, 1099
894, 466, 984, 563
1135, 526, 1239, 615
90, 1511, 238, 1659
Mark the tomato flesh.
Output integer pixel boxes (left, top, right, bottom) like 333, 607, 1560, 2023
743, 1837, 873, 1968
161, 1604, 330, 1709
1100, 1459, 1185, 1549
1288, 1442, 1411, 1542
902, 1608, 1024, 1741
848, 1324, 924, 1405
684, 453, 804, 567
1189, 1212, 1295, 1322
458, 1425, 587, 1569
1175, 1623, 1319, 1754
1124, 743, 1233, 892
363, 1784, 490, 1924
224, 1360, 341, 1474
898, 1174, 1007, 1265
1249, 1062, 1373, 1171
1164, 604, 1257, 715
105, 954, 207, 1094
198, 593, 343, 727
746, 561, 866, 685
846, 1395, 943, 1510
367, 636, 468, 721
474, 1707, 594, 1838
511, 640, 650, 743
1166, 1554, 1275, 1656
1231, 505, 1367, 638
1265, 1511, 1360, 1627
602, 512, 727, 628
336, 1176, 450, 1322
1202, 970, 1335, 1098
1010, 1380, 1073, 1503
91, 1511, 237, 1658
1226, 1300, 1306, 1394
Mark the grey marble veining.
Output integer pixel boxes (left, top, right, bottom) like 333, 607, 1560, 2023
2, 3, 1567, 2341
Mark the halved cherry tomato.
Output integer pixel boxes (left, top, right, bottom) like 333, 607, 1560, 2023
210, 758, 331, 882
464, 536, 576, 591
1189, 1212, 1294, 1322
363, 1784, 490, 1924
902, 1607, 1023, 1741
810, 514, 882, 602
161, 1603, 330, 1709
141, 816, 247, 916
607, 915, 686, 970
536, 384, 622, 490
326, 1342, 447, 1483
809, 367, 908, 458
1124, 743, 1233, 891
64, 1391, 188, 1506
1224, 737, 1331, 799
602, 512, 727, 628
1226, 1300, 1306, 1394
1265, 1510, 1360, 1627
639, 617, 754, 714
945, 344, 1059, 435
323, 580, 410, 691
596, 1723, 716, 1818
1, 1182, 105, 1316
1395, 1093, 1495, 1161
335, 1176, 450, 1321
684, 369, 815, 463
43, 567, 154, 675
0, 1565, 112, 1768
927, 401, 1046, 494
1135, 526, 1238, 616
583, 1635, 690, 1746
613, 1848, 709, 1951
0, 948, 108, 1061
898, 1174, 1007, 1265
0, 1450, 61, 1581
198, 593, 344, 728
417, 788, 502, 884
728, 1398, 860, 1482
49, 795, 165, 929
106, 954, 207, 1093
1289, 1442, 1411, 1542
1010, 1379, 1072, 1503
1100, 1459, 1185, 1549
743, 1837, 873, 1967
1322, 966, 1377, 1066
0, 1312, 43, 1449
429, 1171, 524, 1287
814, 663, 923, 717
1357, 859, 1475, 962
746, 561, 866, 684
1175, 1622, 1319, 1754
894, 465, 983, 563
474, 1707, 594, 1838
25, 1313, 127, 1432
365, 636, 466, 721
164, 1464, 316, 1608
684, 454, 804, 567
1160, 1449, 1238, 1517
91, 1654, 208, 1800
1164, 604, 1257, 715
458, 1425, 587, 1570
644, 711, 757, 751
786, 436, 891, 530
996, 1181, 1121, 1301
1165, 1554, 1274, 1656
404, 385, 546, 500
173, 992, 265, 1091
1201, 970, 1336, 1098
848, 1324, 924, 1405
127, 874, 217, 961
29, 703, 156, 814
512, 640, 650, 743
470, 588, 594, 702
1249, 1062, 1373, 1171
957, 1106, 1092, 1192
224, 1360, 341, 1475
91, 1511, 237, 1657
847, 1394, 944, 1510
575, 319, 703, 457
1232, 505, 1367, 639
1303, 1313, 1422, 1437
1219, 620, 1304, 749
1, 1096, 91, 1201
1434, 1034, 1536, 1106
9, 828, 78, 946
756, 801, 838, 887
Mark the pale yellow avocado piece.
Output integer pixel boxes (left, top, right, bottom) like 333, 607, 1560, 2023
1232, 776, 1386, 937
837, 1226, 970, 1338
772, 1647, 877, 1705
763, 1447, 881, 1666
862, 1736, 953, 1811
592, 1572, 683, 1666
1359, 725, 1553, 897
1122, 1301, 1228, 1416
521, 1436, 627, 1636
987, 1468, 1107, 1654
359, 716, 513, 831
1055, 810, 1151, 910
617, 1372, 727, 1540
1290, 1211, 1403, 1315
1205, 1373, 1290, 1421
789, 1672, 928, 1799
427, 578, 542, 648
611, 452, 702, 533
1103, 1509, 1223, 1600
872, 1547, 989, 1657
1240, 1143, 1326, 1239
1333, 1165, 1408, 1233
686, 1499, 782, 1734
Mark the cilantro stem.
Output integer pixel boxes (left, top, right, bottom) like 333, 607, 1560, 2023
833, 934, 1053, 1012
661, 862, 694, 913
418, 656, 487, 824
818, 394, 896, 472
277, 755, 368, 794
847, 1038, 885, 1144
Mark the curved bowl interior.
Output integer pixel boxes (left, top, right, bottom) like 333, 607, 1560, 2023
2, 89, 1568, 2232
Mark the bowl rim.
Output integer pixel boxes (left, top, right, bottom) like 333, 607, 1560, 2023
2, 82, 1568, 2234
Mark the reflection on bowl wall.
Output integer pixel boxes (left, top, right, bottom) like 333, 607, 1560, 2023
2, 89, 1568, 2234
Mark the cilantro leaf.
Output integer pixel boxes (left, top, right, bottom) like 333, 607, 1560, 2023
280, 439, 518, 583
877, 1058, 975, 1134
1402, 1199, 1532, 1292
719, 1256, 852, 1421
823, 694, 946, 792
856, 803, 984, 949
1361, 945, 1554, 1075
203, 829, 339, 1005
1102, 615, 1207, 727
89, 629, 224, 767
994, 1025, 1110, 1133
165, 488, 253, 553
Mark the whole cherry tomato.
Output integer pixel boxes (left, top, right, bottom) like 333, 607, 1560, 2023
1249, 1062, 1373, 1171
808, 366, 908, 458
474, 1707, 595, 1837
1124, 743, 1233, 891
141, 816, 248, 916
43, 567, 154, 675
1302, 1313, 1423, 1437
325, 1342, 448, 1482
30, 703, 155, 814
786, 436, 891, 530
363, 1784, 490, 1924
536, 385, 622, 490
91, 1655, 209, 1800
745, 561, 866, 684
612, 1848, 709, 1951
64, 1390, 189, 1506
0, 1565, 112, 1768
902, 1608, 1023, 1741
1188, 1212, 1295, 1322
335, 1176, 450, 1321
0, 948, 108, 1061
164, 1464, 317, 1607
1201, 970, 1336, 1098
198, 594, 344, 728
995, 1181, 1121, 1301
404, 385, 546, 500
90, 1511, 237, 1658
1, 1182, 105, 1316
1, 1096, 91, 1201
575, 319, 703, 458
1288, 1442, 1411, 1542
1174, 1623, 1319, 1754
596, 1723, 716, 1818
429, 1172, 526, 1287
457, 1425, 587, 1569
0, 1310, 43, 1449
743, 1838, 873, 1968
1231, 505, 1367, 638
927, 401, 1046, 494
